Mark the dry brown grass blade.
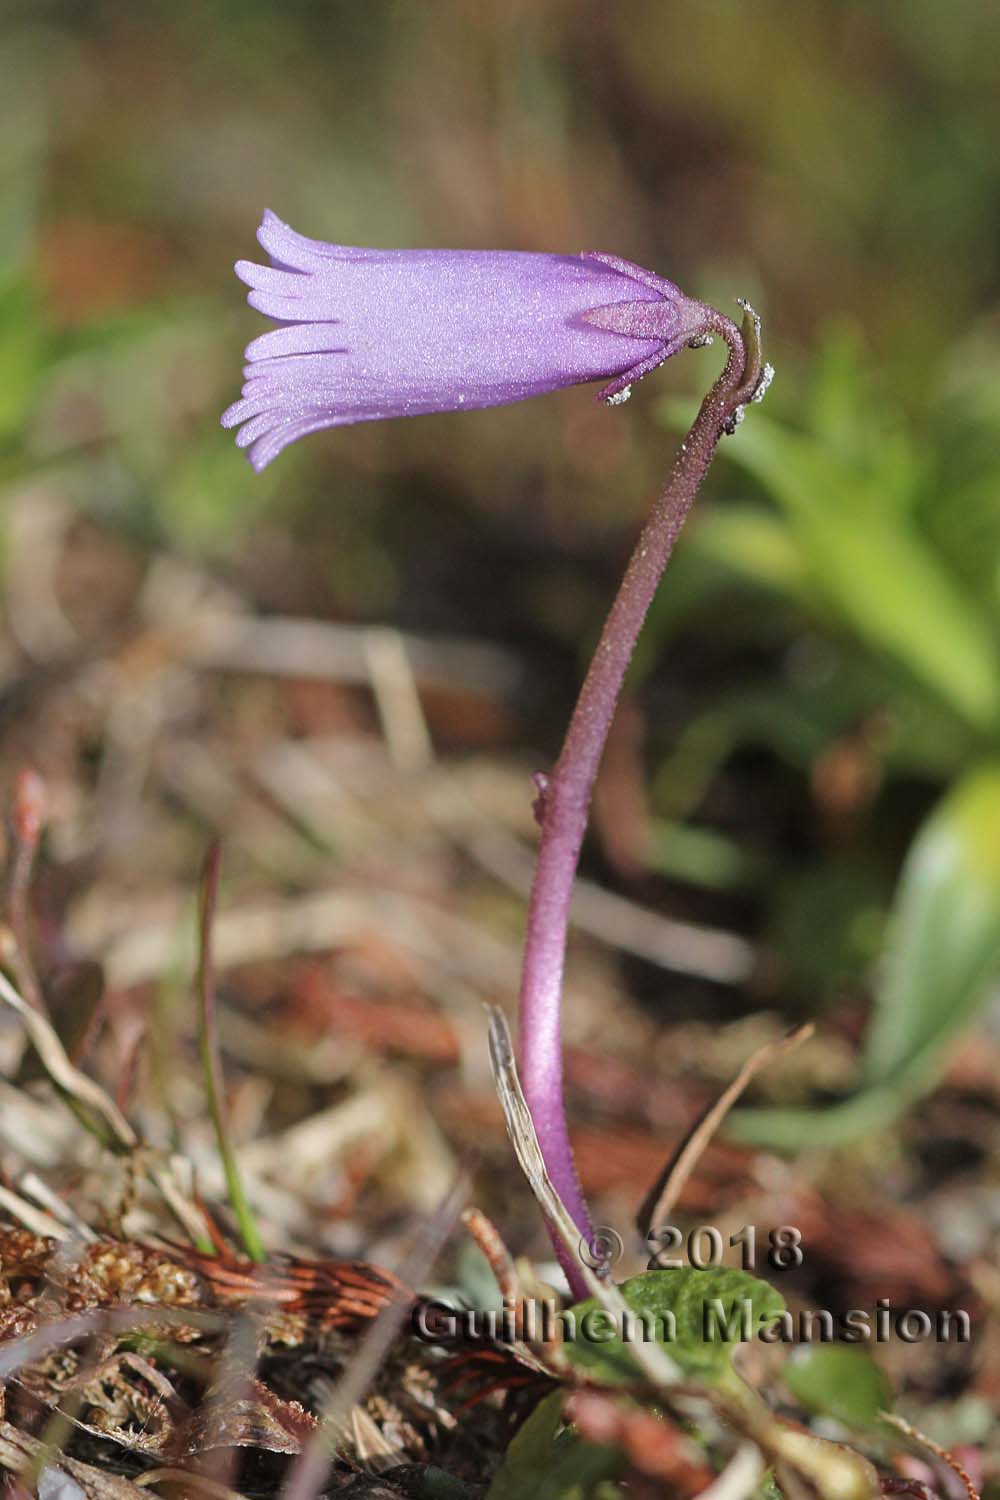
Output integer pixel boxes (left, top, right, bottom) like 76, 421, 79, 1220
15, 1171, 99, 1240
169, 605, 521, 702
180, 1370, 316, 1462
460, 1207, 521, 1306
149, 1157, 218, 1251
459, 1206, 553, 1375
362, 626, 433, 772
0, 965, 136, 1148
0, 959, 208, 1246
485, 1004, 683, 1388
881, 1413, 981, 1500
637, 1023, 814, 1238
0, 1181, 70, 1239
4, 766, 48, 1015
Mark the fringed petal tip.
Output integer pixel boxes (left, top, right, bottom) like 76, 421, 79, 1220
221, 406, 344, 472
222, 361, 355, 471
229, 212, 345, 286
255, 209, 325, 273
253, 209, 375, 273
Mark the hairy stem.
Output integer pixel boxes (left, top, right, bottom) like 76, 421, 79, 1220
517, 303, 764, 1297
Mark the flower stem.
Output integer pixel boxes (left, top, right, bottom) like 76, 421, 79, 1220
517, 302, 766, 1298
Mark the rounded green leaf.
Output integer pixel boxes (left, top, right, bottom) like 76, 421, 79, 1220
562, 1267, 786, 1386
782, 1346, 892, 1432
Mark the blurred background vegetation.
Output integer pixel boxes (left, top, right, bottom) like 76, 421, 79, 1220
3, 0, 1000, 1143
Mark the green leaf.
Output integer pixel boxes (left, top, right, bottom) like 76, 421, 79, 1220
731, 764, 1000, 1147
861, 763, 1000, 1091
562, 1268, 786, 1387
486, 1391, 565, 1500
486, 1390, 621, 1500
782, 1346, 892, 1432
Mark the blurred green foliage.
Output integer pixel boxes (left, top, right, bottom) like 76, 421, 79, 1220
486, 1390, 621, 1500
651, 333, 1000, 1138
2, 1, 1000, 1135
782, 1346, 892, 1433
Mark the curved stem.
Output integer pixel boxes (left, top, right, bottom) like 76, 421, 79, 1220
517, 303, 764, 1298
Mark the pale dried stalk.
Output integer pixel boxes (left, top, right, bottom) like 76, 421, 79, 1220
486, 1004, 682, 1388
638, 1022, 814, 1236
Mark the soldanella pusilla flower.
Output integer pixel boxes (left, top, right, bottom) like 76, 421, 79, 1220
222, 210, 756, 470
223, 211, 771, 1297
